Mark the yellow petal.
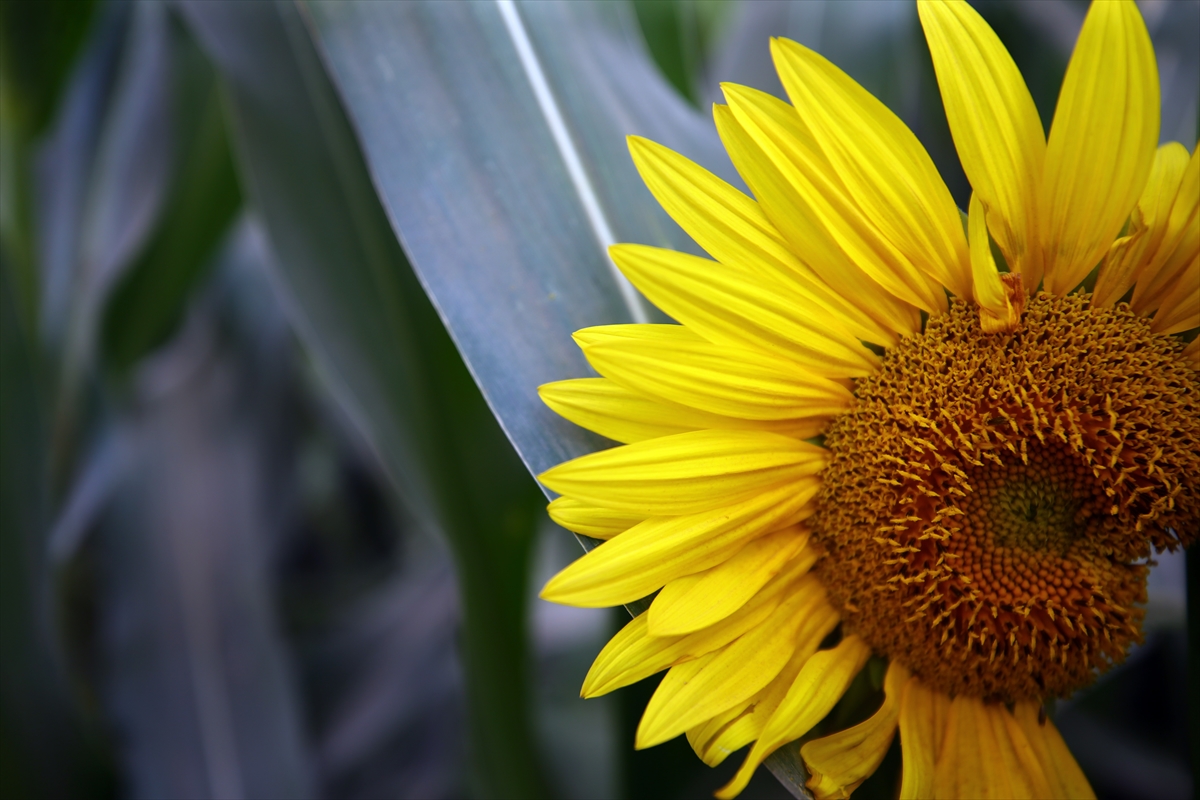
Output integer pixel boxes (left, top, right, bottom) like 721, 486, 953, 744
1094, 142, 1192, 306
538, 428, 826, 516
919, 0, 1045, 291
1184, 337, 1200, 370
1150, 253, 1199, 334
933, 696, 1052, 799
898, 678, 949, 800
540, 377, 700, 443
723, 83, 949, 315
713, 101, 923, 339
539, 377, 830, 444
609, 243, 878, 378
1042, 0, 1160, 295
627, 135, 897, 346
801, 661, 911, 800
576, 325, 853, 421
772, 37, 970, 299
1013, 703, 1095, 799
969, 192, 1018, 333
648, 526, 813, 636
1132, 143, 1200, 313
581, 560, 817, 697
686, 590, 841, 766
1134, 219, 1200, 315
637, 582, 825, 748
716, 635, 871, 800
540, 478, 819, 607
546, 496, 644, 540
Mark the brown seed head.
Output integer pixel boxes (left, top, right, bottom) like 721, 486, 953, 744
813, 293, 1199, 702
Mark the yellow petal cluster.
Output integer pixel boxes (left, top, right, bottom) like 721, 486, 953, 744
536, 1, 1195, 797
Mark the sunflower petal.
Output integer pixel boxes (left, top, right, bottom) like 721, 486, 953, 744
969, 192, 1017, 333
637, 583, 823, 748
581, 561, 817, 697
540, 378, 699, 443
648, 526, 813, 636
540, 478, 818, 607
1134, 221, 1200, 315
1013, 703, 1096, 799
723, 83, 948, 314
576, 325, 853, 421
686, 593, 841, 766
1150, 254, 1199, 334
546, 496, 644, 540
609, 244, 879, 377
934, 696, 1052, 799
713, 101, 923, 339
801, 661, 910, 800
1094, 142, 1192, 306
540, 377, 830, 444
1042, 0, 1159, 295
919, 0, 1045, 291
898, 678, 947, 800
716, 635, 871, 800
1183, 337, 1200, 370
538, 428, 826, 516
627, 135, 896, 346
772, 37, 970, 299
1132, 144, 1200, 313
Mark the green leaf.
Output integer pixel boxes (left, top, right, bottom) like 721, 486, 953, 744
35, 2, 177, 481
32, 2, 130, 349
179, 2, 549, 796
85, 224, 315, 800
0, 0, 102, 337
631, 0, 703, 104
0, 229, 96, 800
0, 0, 99, 136
632, 0, 733, 106
302, 0, 733, 479
301, 1, 811, 795
98, 15, 241, 377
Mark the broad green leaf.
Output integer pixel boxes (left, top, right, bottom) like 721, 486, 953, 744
98, 16, 241, 377
303, 3, 816, 795
0, 0, 100, 319
35, 2, 176, 481
178, 3, 549, 797
33, 2, 130, 348
70, 2, 174, 326
303, 0, 736, 478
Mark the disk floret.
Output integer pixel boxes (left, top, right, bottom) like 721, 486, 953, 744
814, 293, 1200, 701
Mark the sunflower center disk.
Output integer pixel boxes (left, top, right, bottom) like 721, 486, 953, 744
812, 293, 1199, 702
971, 453, 1082, 556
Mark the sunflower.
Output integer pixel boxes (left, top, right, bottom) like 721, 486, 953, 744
536, 0, 1199, 797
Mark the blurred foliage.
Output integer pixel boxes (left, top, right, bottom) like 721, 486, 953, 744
632, 0, 731, 105
0, 0, 98, 134
0, 1, 96, 331
0, 2, 1195, 800
179, 3, 547, 795
98, 20, 241, 379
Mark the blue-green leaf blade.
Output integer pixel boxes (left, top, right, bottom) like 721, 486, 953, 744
303, 0, 734, 476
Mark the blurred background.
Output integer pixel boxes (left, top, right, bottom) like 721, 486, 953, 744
0, 1, 1196, 799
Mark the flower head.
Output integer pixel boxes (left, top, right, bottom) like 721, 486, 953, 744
537, 1, 1199, 797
